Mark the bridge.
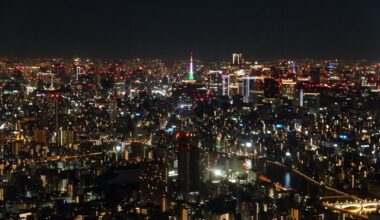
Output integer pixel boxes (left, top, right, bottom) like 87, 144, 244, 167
322, 200, 380, 219
262, 159, 379, 219
264, 160, 363, 201
258, 175, 289, 191
208, 151, 380, 219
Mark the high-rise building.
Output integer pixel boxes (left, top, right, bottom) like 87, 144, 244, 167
33, 128, 49, 146
232, 53, 243, 66
303, 92, 320, 113
50, 93, 60, 131
139, 161, 167, 206
242, 76, 255, 103
222, 75, 230, 96
176, 132, 200, 199
208, 70, 223, 93
76, 66, 81, 81
115, 80, 126, 96
0, 187, 3, 202
281, 79, 296, 100
180, 207, 189, 220
56, 129, 74, 147
130, 142, 145, 162
264, 78, 280, 98
310, 67, 321, 84
11, 141, 21, 156
299, 89, 304, 107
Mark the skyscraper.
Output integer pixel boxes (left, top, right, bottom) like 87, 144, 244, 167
176, 132, 200, 199
33, 128, 49, 146
139, 160, 167, 206
76, 66, 81, 81
310, 67, 321, 84
242, 76, 254, 103
56, 129, 74, 147
232, 53, 243, 66
222, 75, 230, 96
50, 93, 60, 131
264, 78, 280, 98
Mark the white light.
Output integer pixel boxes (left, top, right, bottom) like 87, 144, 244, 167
228, 178, 237, 183
244, 159, 252, 169
246, 142, 252, 148
116, 146, 122, 152
168, 170, 178, 177
285, 152, 291, 157
213, 169, 223, 177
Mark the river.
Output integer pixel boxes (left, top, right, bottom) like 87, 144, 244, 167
255, 159, 320, 196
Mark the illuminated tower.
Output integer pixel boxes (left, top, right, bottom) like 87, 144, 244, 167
188, 53, 194, 81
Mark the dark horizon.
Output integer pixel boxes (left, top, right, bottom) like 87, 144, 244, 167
0, 0, 379, 60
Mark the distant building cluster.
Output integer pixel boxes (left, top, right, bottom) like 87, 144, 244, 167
0, 55, 380, 219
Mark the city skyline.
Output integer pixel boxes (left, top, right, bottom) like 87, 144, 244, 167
1, 1, 380, 219
1, 53, 380, 219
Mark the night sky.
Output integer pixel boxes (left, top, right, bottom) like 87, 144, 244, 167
0, 0, 379, 60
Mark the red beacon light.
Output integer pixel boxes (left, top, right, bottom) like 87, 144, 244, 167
50, 93, 61, 100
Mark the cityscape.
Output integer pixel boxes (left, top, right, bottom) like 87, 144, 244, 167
1, 0, 380, 220
1, 55, 380, 219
